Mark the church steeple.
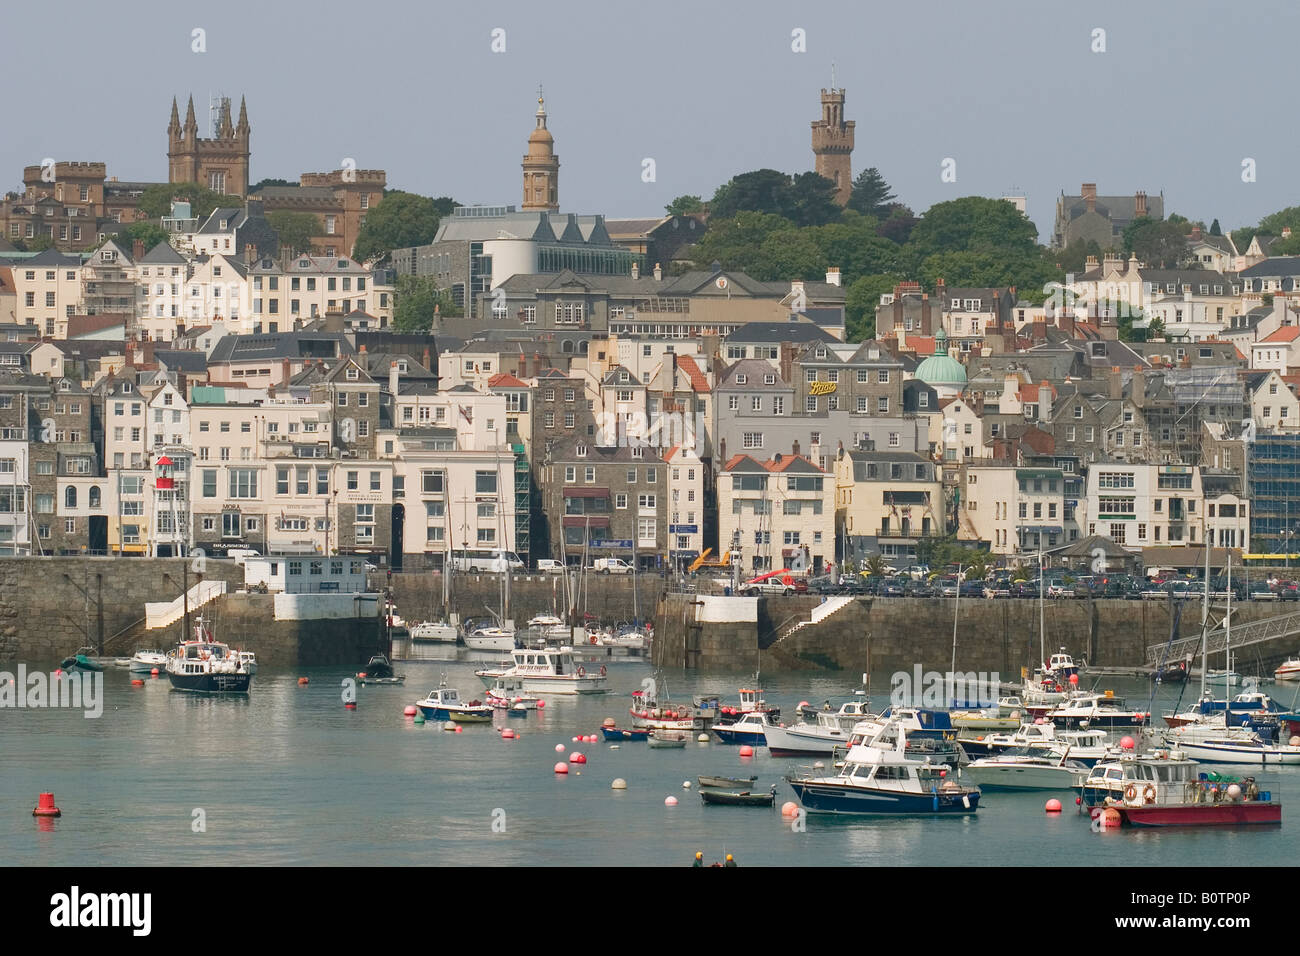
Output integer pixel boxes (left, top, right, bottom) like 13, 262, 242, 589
183, 95, 198, 139
522, 86, 559, 212
168, 96, 181, 138
236, 95, 250, 140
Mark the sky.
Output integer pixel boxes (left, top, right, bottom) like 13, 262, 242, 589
6, 0, 1299, 242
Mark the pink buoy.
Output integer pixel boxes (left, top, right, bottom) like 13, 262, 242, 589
151, 668, 160, 676
537, 700, 546, 709
781, 801, 798, 817
1120, 736, 1136, 751
587, 735, 598, 743
572, 736, 580, 743
1068, 673, 1079, 685
570, 752, 587, 764
501, 729, 515, 739
1045, 799, 1062, 813
453, 726, 463, 733
131, 679, 144, 686
404, 705, 417, 717
345, 702, 356, 709
554, 762, 570, 774
664, 796, 678, 806
739, 745, 754, 757
555, 743, 566, 753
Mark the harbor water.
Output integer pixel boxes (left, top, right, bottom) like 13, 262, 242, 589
4, 657, 1297, 866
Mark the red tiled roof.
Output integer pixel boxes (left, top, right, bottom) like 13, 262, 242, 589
674, 354, 710, 393
904, 335, 935, 354
1261, 326, 1300, 343
488, 372, 529, 388
724, 453, 826, 474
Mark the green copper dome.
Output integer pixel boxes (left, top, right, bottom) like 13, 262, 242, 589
915, 328, 967, 386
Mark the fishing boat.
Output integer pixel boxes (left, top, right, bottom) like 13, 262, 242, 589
1275, 658, 1300, 682
849, 709, 966, 767
762, 701, 876, 756
164, 617, 252, 694
410, 620, 458, 643
1085, 751, 1280, 827
415, 680, 493, 721
700, 785, 778, 807
962, 746, 1091, 790
712, 711, 771, 745
601, 725, 650, 742
786, 729, 980, 816
483, 647, 608, 695
128, 650, 168, 674
58, 650, 104, 673
630, 681, 717, 732
647, 730, 689, 749
698, 774, 758, 790
356, 654, 405, 685
718, 685, 780, 721
1152, 659, 1190, 683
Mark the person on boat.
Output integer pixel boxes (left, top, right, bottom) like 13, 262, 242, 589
693, 852, 703, 867
724, 854, 737, 867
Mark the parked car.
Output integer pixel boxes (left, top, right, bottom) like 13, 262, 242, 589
589, 558, 633, 575
902, 565, 932, 581
1010, 579, 1041, 599
959, 580, 986, 598
536, 559, 565, 573
879, 577, 908, 598
1251, 581, 1278, 601
1273, 581, 1300, 601
806, 574, 839, 594
983, 577, 1013, 599
738, 578, 804, 596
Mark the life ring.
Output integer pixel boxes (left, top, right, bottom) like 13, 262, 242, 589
1124, 784, 1138, 803
1142, 785, 1156, 805
600, 665, 607, 677
577, 666, 586, 677
590, 635, 598, 645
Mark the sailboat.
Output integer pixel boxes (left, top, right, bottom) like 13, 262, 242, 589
607, 523, 651, 648
464, 497, 517, 652
1203, 552, 1240, 687
412, 505, 457, 642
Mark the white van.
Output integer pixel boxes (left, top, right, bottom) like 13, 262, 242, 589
450, 549, 525, 572
589, 557, 633, 575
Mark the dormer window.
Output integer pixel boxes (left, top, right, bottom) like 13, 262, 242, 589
576, 444, 587, 457
299, 259, 310, 268
763, 374, 775, 385
736, 373, 747, 385
219, 220, 228, 230
816, 348, 827, 358
345, 366, 359, 380
619, 371, 630, 383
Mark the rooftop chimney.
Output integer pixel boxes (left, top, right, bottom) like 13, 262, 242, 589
390, 360, 399, 398
1190, 225, 1202, 241
245, 243, 256, 265
1082, 183, 1097, 213
1109, 365, 1122, 400
1135, 191, 1148, 218
653, 262, 662, 281
630, 261, 639, 280
132, 239, 145, 261
826, 267, 841, 287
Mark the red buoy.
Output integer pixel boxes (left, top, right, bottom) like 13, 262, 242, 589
150, 668, 160, 676
131, 679, 144, 686
33, 792, 61, 817
298, 677, 309, 685
554, 762, 570, 774
345, 701, 357, 709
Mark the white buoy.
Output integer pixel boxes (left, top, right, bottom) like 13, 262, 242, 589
610, 744, 620, 750
697, 733, 709, 743
555, 743, 565, 753
683, 781, 691, 789
611, 778, 627, 790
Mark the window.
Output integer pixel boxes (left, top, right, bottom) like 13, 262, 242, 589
638, 494, 657, 509
347, 471, 358, 491
565, 466, 576, 483
229, 469, 258, 498
742, 433, 763, 449
222, 512, 241, 538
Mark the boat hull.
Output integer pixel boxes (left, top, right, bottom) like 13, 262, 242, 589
601, 727, 649, 742
464, 635, 516, 652
1118, 802, 1281, 827
788, 780, 980, 815
962, 765, 1087, 791
167, 672, 251, 694
700, 790, 775, 807
712, 726, 767, 746
1171, 741, 1300, 765
762, 722, 848, 756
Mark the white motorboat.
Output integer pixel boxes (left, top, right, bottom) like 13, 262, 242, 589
415, 682, 493, 722
1042, 692, 1149, 728
464, 625, 517, 652
1164, 727, 1300, 765
129, 650, 168, 674
762, 701, 876, 756
479, 647, 608, 695
410, 620, 458, 643
235, 650, 258, 676
962, 746, 1091, 790
960, 721, 1112, 765
1163, 719, 1261, 746
1275, 658, 1300, 682
485, 676, 541, 710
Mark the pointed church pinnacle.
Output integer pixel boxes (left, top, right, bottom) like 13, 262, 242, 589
169, 96, 180, 131
184, 95, 197, 130
237, 95, 249, 131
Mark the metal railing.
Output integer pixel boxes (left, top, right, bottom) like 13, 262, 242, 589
1147, 608, 1300, 664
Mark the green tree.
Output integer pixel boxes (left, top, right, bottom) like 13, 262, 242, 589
1123, 217, 1188, 268
1232, 227, 1257, 253
751, 229, 826, 281
393, 275, 460, 332
846, 167, 897, 219
905, 196, 1039, 264
1209, 219, 1221, 236
352, 190, 444, 264
100, 221, 169, 255
687, 211, 794, 275
844, 274, 899, 342
267, 210, 320, 256
807, 212, 899, 283
1257, 206, 1300, 237
876, 204, 917, 244
710, 169, 795, 221
10, 234, 55, 252
138, 182, 239, 220
1055, 238, 1104, 276
788, 172, 841, 227
665, 195, 705, 216
251, 178, 294, 191
431, 196, 460, 218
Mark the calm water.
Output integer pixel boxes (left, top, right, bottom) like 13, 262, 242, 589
3, 657, 1298, 867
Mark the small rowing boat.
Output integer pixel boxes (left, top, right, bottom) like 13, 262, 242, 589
700, 786, 777, 807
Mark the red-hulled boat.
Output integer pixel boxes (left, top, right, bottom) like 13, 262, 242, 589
1087, 751, 1281, 828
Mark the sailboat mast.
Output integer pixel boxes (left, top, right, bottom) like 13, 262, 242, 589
1038, 546, 1045, 668
950, 562, 961, 677
1199, 540, 1210, 700
1226, 550, 1233, 681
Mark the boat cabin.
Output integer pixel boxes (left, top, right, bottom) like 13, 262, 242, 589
512, 648, 575, 675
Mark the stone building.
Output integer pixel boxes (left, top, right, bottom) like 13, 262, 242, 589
168, 95, 250, 197
811, 87, 854, 206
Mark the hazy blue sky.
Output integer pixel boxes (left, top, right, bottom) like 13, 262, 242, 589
6, 0, 1298, 241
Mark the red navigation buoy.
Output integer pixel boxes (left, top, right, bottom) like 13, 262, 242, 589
33, 792, 61, 817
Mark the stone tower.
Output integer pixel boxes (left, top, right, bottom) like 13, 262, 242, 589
167, 94, 250, 198
811, 86, 854, 206
521, 88, 559, 212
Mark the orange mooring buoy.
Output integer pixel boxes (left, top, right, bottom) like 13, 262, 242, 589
33, 792, 61, 817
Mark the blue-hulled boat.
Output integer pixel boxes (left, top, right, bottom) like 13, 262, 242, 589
601, 726, 650, 742
415, 682, 492, 721
786, 730, 981, 816
712, 711, 770, 745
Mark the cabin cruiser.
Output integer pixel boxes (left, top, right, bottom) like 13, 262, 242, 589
712, 711, 771, 745
1162, 683, 1282, 738
1040, 692, 1148, 728
959, 722, 1112, 765
410, 620, 458, 644
1162, 723, 1300, 765
849, 709, 965, 767
602, 622, 650, 649
129, 650, 169, 674
1274, 658, 1300, 682
165, 617, 252, 694
963, 745, 1091, 790
786, 729, 981, 816
480, 647, 607, 695
631, 687, 718, 732
464, 624, 517, 653
762, 701, 877, 756
485, 676, 541, 710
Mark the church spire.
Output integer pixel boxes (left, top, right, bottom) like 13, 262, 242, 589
236, 95, 249, 137
184, 95, 198, 134
168, 96, 181, 137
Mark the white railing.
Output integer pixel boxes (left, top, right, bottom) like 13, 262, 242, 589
780, 595, 857, 641
1148, 608, 1300, 664
145, 579, 227, 630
